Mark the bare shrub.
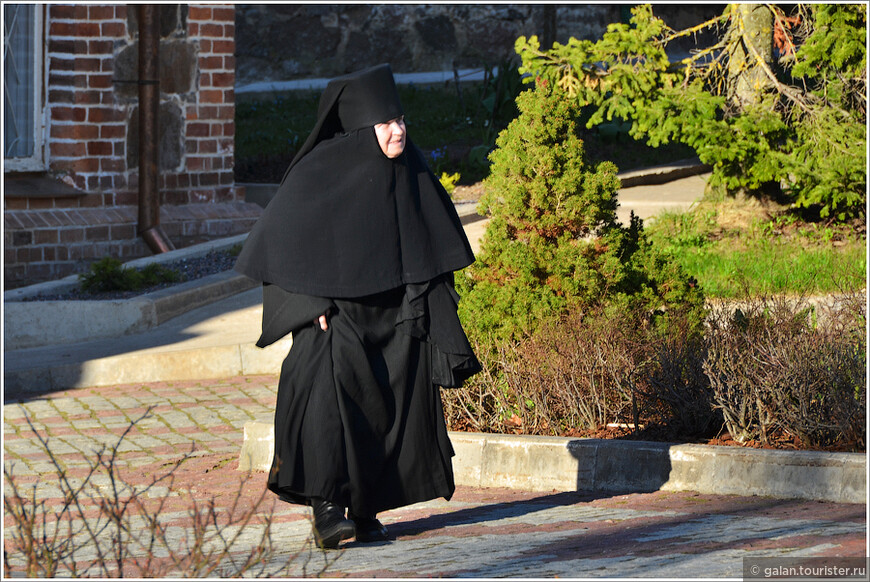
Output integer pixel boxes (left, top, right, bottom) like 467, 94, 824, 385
446, 307, 647, 436
633, 312, 722, 438
3, 410, 336, 577
704, 293, 866, 449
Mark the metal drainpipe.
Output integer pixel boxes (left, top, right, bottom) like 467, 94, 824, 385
137, 4, 175, 253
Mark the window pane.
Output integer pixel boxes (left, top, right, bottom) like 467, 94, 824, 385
4, 4, 37, 159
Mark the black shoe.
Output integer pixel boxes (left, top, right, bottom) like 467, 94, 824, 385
349, 511, 390, 542
311, 498, 355, 549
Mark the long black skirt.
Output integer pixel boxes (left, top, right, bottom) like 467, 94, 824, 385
267, 286, 456, 516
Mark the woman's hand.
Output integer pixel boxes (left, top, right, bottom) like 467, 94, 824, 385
317, 314, 328, 332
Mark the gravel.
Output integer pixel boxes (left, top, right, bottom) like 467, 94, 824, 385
22, 250, 238, 301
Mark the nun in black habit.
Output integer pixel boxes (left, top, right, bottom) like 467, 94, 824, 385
234, 64, 480, 549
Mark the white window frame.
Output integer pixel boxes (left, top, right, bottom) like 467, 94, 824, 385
3, 3, 47, 172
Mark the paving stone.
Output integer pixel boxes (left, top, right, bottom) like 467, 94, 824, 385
3, 376, 864, 578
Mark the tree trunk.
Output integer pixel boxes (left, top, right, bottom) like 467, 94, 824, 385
727, 3, 775, 112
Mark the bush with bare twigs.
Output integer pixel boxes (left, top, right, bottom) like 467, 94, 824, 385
704, 293, 866, 449
446, 292, 864, 451
3, 411, 337, 578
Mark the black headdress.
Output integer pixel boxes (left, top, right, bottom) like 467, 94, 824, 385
234, 64, 475, 298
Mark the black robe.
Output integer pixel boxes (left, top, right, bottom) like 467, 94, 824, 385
234, 64, 480, 513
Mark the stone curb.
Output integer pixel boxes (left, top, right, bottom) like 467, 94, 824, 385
618, 158, 711, 188
3, 235, 255, 351
239, 424, 866, 504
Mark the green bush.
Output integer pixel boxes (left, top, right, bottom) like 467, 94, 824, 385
457, 79, 706, 344
79, 257, 181, 294
515, 3, 866, 221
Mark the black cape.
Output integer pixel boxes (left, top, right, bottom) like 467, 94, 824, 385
234, 64, 480, 513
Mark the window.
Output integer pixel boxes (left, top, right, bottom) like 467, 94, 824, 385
4, 3, 44, 171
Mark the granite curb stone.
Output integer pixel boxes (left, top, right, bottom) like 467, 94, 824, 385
239, 424, 866, 504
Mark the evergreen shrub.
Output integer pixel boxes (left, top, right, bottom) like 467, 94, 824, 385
457, 78, 706, 345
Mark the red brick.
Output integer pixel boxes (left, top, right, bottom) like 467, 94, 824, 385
51, 21, 100, 37
200, 23, 223, 37
100, 124, 126, 139
223, 55, 235, 70
212, 7, 235, 22
199, 40, 211, 53
49, 72, 87, 88
74, 90, 102, 105
198, 139, 217, 154
113, 142, 125, 157
100, 21, 126, 36
212, 40, 235, 54
212, 72, 234, 88
48, 39, 88, 55
217, 105, 234, 120
51, 106, 87, 122
200, 89, 223, 104
187, 122, 211, 137
4, 198, 27, 210
110, 224, 136, 240
188, 6, 212, 21
187, 157, 206, 171
89, 74, 114, 89
196, 105, 217, 118
188, 22, 200, 36
116, 191, 137, 205
199, 172, 219, 186
185, 140, 197, 154
67, 158, 100, 173
50, 57, 75, 72
85, 225, 110, 241
34, 229, 59, 245
74, 58, 102, 73
88, 107, 124, 123
88, 40, 114, 55
51, 124, 99, 140
49, 5, 82, 19
199, 72, 211, 87
200, 56, 223, 70
87, 141, 113, 156
79, 192, 102, 207
88, 5, 115, 20
51, 142, 87, 157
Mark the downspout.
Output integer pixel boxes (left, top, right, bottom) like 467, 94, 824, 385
137, 4, 175, 253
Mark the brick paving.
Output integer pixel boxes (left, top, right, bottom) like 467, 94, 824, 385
3, 375, 866, 578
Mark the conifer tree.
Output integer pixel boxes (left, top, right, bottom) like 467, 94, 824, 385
457, 79, 705, 343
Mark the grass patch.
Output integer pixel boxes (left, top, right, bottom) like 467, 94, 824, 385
646, 195, 866, 299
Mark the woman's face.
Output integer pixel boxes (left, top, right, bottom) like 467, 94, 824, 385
374, 116, 406, 158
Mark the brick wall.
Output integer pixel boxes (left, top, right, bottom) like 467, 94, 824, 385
3, 4, 261, 289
